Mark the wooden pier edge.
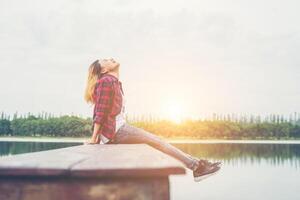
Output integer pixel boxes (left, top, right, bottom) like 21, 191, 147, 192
0, 144, 186, 200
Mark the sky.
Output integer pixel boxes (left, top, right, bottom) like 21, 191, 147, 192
0, 0, 299, 121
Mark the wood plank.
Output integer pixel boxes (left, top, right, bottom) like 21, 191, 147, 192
70, 144, 185, 177
0, 144, 186, 177
0, 176, 170, 200
0, 147, 90, 176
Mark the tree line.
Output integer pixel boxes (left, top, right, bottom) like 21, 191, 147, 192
0, 111, 300, 139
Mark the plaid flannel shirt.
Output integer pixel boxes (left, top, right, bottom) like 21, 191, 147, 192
92, 73, 124, 140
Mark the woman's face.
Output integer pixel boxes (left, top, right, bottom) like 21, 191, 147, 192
99, 58, 120, 74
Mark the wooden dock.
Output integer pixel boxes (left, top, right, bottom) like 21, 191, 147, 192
0, 144, 186, 200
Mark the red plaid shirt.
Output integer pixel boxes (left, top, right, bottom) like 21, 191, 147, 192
92, 73, 124, 140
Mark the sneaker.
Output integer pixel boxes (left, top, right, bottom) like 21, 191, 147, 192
193, 160, 221, 182
200, 159, 222, 168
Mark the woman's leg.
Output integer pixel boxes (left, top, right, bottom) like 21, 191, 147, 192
109, 123, 200, 171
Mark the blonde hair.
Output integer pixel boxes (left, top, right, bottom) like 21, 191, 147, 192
84, 60, 102, 105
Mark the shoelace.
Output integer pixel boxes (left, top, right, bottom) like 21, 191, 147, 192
199, 159, 221, 168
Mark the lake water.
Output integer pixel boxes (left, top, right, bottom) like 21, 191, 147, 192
0, 141, 299, 200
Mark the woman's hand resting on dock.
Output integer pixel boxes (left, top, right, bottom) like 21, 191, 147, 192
84, 123, 102, 145
83, 139, 98, 145
83, 134, 100, 145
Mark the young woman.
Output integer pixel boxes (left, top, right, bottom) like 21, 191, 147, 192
84, 58, 221, 182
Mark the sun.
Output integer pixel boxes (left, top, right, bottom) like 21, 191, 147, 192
163, 101, 185, 123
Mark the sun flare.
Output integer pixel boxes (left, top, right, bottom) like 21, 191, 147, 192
163, 100, 185, 123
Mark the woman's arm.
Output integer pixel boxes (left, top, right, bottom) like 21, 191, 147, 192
92, 122, 101, 142
84, 79, 114, 145
84, 123, 101, 145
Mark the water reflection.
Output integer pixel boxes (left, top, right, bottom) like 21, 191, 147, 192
0, 141, 80, 157
170, 143, 300, 200
173, 143, 300, 168
1, 141, 300, 168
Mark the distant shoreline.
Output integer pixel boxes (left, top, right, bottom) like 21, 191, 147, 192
1, 136, 300, 144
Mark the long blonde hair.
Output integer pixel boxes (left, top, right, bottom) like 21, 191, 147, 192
84, 60, 102, 105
